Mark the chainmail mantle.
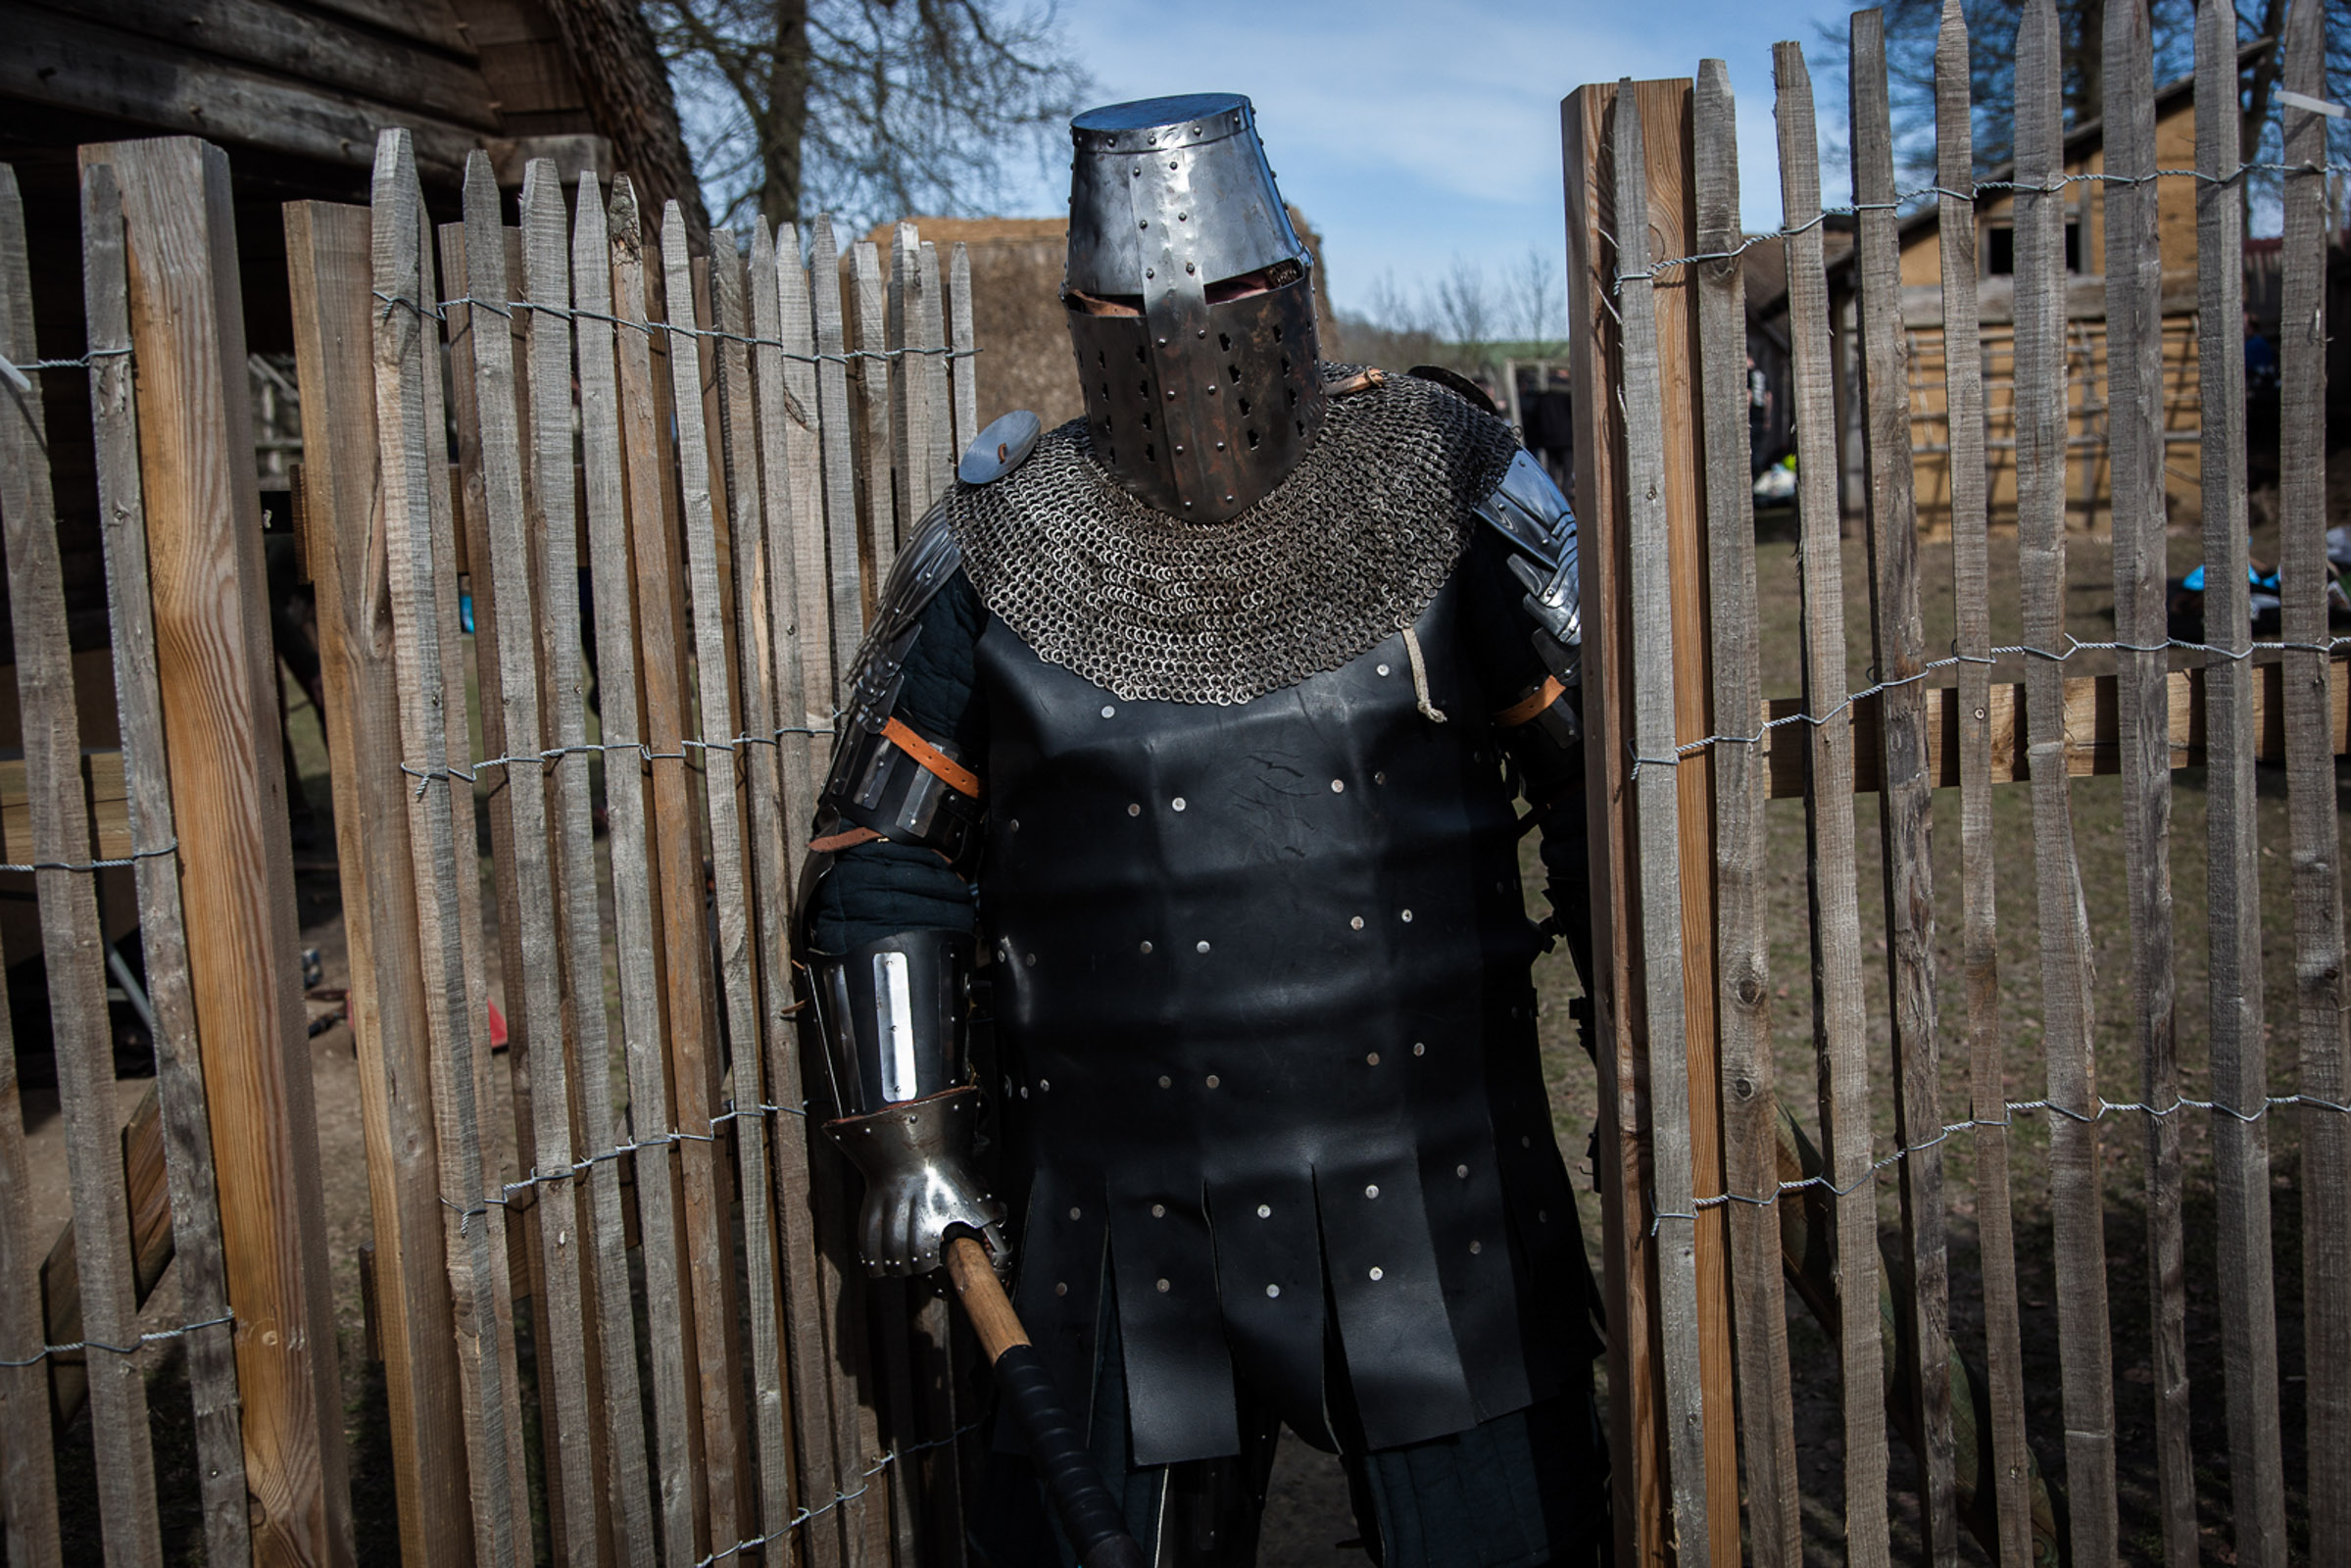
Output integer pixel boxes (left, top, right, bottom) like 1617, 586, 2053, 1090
946, 367, 1519, 706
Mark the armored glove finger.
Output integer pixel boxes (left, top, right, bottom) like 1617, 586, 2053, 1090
1506, 553, 1583, 689
826, 1085, 1009, 1277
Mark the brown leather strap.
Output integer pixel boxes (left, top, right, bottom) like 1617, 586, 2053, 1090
884, 715, 983, 797
809, 825, 885, 855
1493, 675, 1565, 729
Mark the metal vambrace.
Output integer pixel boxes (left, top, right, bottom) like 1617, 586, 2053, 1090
808, 930, 1007, 1276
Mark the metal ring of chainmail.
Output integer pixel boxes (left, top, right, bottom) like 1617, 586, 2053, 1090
945, 364, 1521, 707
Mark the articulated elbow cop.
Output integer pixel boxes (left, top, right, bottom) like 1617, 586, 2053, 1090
808, 930, 1006, 1277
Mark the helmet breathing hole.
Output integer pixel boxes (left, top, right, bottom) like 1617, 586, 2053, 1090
1287, 386, 1299, 407
1227, 363, 1241, 382
1144, 442, 1156, 463
1139, 411, 1151, 431
1237, 396, 1251, 416
1296, 418, 1306, 436
1280, 356, 1291, 376
1218, 332, 1232, 352
1135, 344, 1147, 363
1272, 322, 1284, 342
1097, 350, 1105, 368
1246, 427, 1259, 449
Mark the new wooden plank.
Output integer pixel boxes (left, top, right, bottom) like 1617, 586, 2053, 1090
284, 194, 473, 1568
1850, 18, 1955, 1561
1774, 42, 1891, 1563
1562, 81, 1665, 1568
851, 240, 900, 600
0, 159, 161, 1568
612, 180, 740, 1553
2100, 5, 2192, 1559
16, 13, 482, 178
671, 217, 793, 1551
95, 133, 353, 1568
436, 219, 571, 1565
368, 127, 528, 1568
520, 160, 654, 1568
808, 218, 865, 699
2012, 11, 2120, 1558
1690, 59, 1797, 1568
1933, 7, 2031, 1559
458, 154, 599, 1567
2196, 1, 2289, 1557
571, 169, 697, 1567
2279, 0, 2351, 1552
1610, 82, 1712, 1566
948, 242, 977, 458
88, 162, 251, 1568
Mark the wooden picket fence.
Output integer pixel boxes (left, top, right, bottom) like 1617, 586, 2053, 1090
1569, 1, 2348, 1564
280, 127, 987, 1568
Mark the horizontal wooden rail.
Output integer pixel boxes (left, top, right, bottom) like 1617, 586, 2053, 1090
0, 750, 129, 863
1760, 656, 2350, 798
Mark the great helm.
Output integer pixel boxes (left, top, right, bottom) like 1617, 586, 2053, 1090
1064, 93, 1325, 522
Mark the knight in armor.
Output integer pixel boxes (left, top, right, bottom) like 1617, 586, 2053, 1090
803, 93, 1604, 1566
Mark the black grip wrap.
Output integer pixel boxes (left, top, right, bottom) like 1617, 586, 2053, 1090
992, 1343, 1147, 1568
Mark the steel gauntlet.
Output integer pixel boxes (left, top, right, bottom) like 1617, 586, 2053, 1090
809, 930, 1006, 1277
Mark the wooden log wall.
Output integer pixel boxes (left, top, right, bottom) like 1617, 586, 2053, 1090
1564, 0, 2351, 1559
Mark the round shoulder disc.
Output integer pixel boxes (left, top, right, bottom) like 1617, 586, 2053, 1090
958, 409, 1044, 485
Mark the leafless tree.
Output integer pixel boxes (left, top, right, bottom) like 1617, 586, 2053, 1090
645, 0, 1089, 233
1508, 248, 1567, 360
1433, 259, 1499, 368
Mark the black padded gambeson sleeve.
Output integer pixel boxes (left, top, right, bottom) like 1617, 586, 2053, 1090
806, 569, 990, 954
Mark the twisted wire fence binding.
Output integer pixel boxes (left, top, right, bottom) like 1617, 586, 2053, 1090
0, 1310, 238, 1370
697, 1420, 985, 1567
1624, 629, 2351, 780
1611, 158, 2351, 292
0, 838, 180, 877
0, 344, 132, 392
397, 723, 838, 798
438, 1099, 812, 1233
370, 290, 980, 366
1649, 1090, 2351, 1238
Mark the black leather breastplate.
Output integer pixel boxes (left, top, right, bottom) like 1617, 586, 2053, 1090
977, 567, 1589, 1467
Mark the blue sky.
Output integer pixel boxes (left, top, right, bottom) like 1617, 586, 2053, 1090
994, 0, 1868, 321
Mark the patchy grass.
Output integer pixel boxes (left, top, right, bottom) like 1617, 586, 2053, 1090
1534, 499, 2337, 1562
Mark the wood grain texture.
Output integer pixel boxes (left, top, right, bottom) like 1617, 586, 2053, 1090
746, 220, 849, 1568
917, 240, 955, 508
1562, 81, 1665, 1568
2195, 3, 2289, 1558
851, 240, 899, 597
2099, 6, 2193, 1559
570, 170, 697, 1566
948, 243, 977, 459
0, 866, 57, 1566
809, 219, 866, 703
771, 223, 839, 778
368, 129, 528, 1568
2279, 0, 2351, 1553
1690, 60, 1798, 1568
1774, 44, 1892, 1564
98, 134, 353, 1568
1932, 9, 2031, 1561
284, 195, 471, 1568
674, 220, 794, 1550
612, 179, 739, 1554
1850, 20, 1955, 1562
86, 162, 252, 1568
2013, 12, 2120, 1558
458, 160, 600, 1567
0, 159, 161, 1568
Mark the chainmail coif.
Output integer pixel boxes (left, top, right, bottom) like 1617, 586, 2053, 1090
945, 366, 1520, 707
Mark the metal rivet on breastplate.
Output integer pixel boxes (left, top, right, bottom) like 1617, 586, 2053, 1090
1349, 915, 1364, 931
1127, 803, 1141, 816
1368, 1267, 1384, 1282
1171, 797, 1186, 811
1069, 1206, 1082, 1220
1196, 940, 1210, 955
1140, 940, 1153, 955
1010, 819, 1020, 832
1377, 663, 1391, 676
1102, 705, 1116, 718
1456, 1163, 1469, 1178
1539, 1210, 1548, 1223
1155, 1278, 1171, 1293
1265, 1283, 1280, 1298
1364, 1184, 1379, 1200
1401, 910, 1415, 924
1025, 953, 1037, 967
1157, 1074, 1172, 1089
1366, 1052, 1381, 1066
1205, 1073, 1219, 1088
1469, 1240, 1483, 1254
1521, 1136, 1532, 1149
1330, 778, 1345, 793
1256, 1203, 1271, 1218
1414, 1042, 1427, 1056
1038, 1078, 1050, 1091
1151, 1203, 1165, 1217
1056, 1281, 1069, 1296
1375, 771, 1387, 785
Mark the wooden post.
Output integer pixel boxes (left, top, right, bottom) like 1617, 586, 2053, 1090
852, 240, 899, 591
2013, 9, 2120, 1559
2195, 1, 2289, 1560
1850, 16, 1956, 1562
1772, 45, 1892, 1564
948, 242, 978, 458
83, 134, 353, 1568
284, 196, 474, 1568
1562, 74, 1739, 1566
809, 218, 866, 696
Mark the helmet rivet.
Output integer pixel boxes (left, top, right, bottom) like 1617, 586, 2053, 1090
1139, 220, 1149, 229
1156, 337, 1166, 346
1178, 212, 1188, 221
1146, 269, 1154, 278
1196, 328, 1206, 338
1215, 441, 1225, 451
1185, 262, 1196, 273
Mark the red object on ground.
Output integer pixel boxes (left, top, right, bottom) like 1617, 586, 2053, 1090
487, 998, 508, 1051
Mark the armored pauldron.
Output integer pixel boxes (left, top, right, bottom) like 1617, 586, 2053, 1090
1063, 93, 1326, 521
